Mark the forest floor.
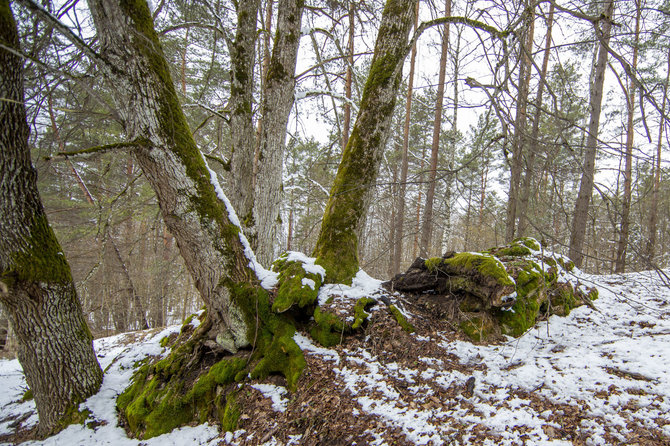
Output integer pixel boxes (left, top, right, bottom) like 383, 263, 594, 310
0, 266, 669, 445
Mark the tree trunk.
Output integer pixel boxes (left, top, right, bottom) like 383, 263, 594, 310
517, 2, 554, 236
505, 3, 535, 242
614, 0, 641, 273
88, 0, 263, 352
253, 0, 304, 266
419, 0, 451, 258
0, 2, 102, 436
342, 0, 355, 151
313, 0, 417, 283
228, 0, 260, 230
568, 0, 614, 267
392, 0, 420, 275
646, 45, 670, 261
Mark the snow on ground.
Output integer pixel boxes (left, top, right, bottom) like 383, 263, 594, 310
1, 268, 669, 445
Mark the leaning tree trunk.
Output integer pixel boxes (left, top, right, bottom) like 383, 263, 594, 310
87, 0, 262, 352
313, 0, 417, 283
569, 0, 614, 267
253, 0, 304, 266
0, 2, 102, 437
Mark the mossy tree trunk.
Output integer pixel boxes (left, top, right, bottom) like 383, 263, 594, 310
253, 0, 304, 266
569, 0, 614, 268
313, 0, 417, 283
228, 0, 261, 236
0, 1, 103, 437
87, 0, 262, 352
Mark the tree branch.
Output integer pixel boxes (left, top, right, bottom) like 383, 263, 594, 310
43, 138, 148, 161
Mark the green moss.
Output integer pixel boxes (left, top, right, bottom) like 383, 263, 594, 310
515, 237, 541, 251
460, 316, 494, 342
425, 257, 443, 272
443, 253, 514, 287
310, 307, 346, 347
389, 305, 415, 333
22, 388, 33, 402
550, 283, 577, 316
496, 245, 532, 257
220, 391, 240, 432
271, 257, 322, 313
588, 288, 598, 300
352, 297, 376, 329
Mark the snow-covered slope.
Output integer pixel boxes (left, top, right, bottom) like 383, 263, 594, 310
1, 269, 669, 445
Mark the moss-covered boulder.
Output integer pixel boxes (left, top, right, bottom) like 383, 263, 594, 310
311, 295, 378, 347
387, 240, 598, 342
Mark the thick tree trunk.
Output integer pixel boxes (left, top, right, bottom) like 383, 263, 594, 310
419, 0, 451, 257
568, 0, 614, 267
0, 2, 102, 436
614, 0, 641, 273
392, 0, 420, 275
313, 0, 417, 283
517, 2, 553, 236
646, 45, 670, 261
228, 0, 260, 229
88, 0, 261, 351
505, 4, 534, 242
253, 0, 304, 266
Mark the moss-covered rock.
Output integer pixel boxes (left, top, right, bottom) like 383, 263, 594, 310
310, 297, 377, 347
460, 314, 496, 342
271, 253, 324, 313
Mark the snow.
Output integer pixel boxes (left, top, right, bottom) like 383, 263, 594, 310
250, 384, 289, 412
284, 251, 326, 280
1, 266, 669, 445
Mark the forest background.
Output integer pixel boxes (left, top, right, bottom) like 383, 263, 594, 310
1, 0, 668, 347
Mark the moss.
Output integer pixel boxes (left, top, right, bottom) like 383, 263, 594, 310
443, 253, 515, 287
460, 316, 494, 342
310, 307, 346, 347
495, 263, 544, 337
496, 245, 531, 257
588, 288, 598, 300
352, 297, 376, 329
425, 257, 443, 272
55, 406, 91, 432
550, 283, 577, 316
557, 258, 575, 272
389, 305, 415, 333
220, 391, 240, 432
271, 257, 322, 313
515, 237, 541, 251
22, 388, 33, 402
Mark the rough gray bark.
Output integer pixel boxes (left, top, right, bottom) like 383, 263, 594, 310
568, 0, 614, 267
342, 0, 355, 152
517, 2, 554, 236
228, 0, 261, 230
253, 0, 304, 266
0, 1, 102, 436
614, 0, 641, 273
87, 0, 258, 352
419, 0, 450, 258
313, 0, 417, 283
392, 0, 420, 275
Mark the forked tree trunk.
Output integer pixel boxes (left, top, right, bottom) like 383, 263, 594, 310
253, 0, 304, 266
419, 0, 451, 257
614, 0, 641, 273
87, 0, 261, 352
313, 0, 417, 283
569, 0, 614, 267
0, 2, 102, 436
392, 0, 420, 275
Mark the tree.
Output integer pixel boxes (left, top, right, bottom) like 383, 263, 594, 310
313, 0, 417, 283
0, 0, 102, 436
568, 0, 615, 267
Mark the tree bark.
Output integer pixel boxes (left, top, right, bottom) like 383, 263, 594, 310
87, 0, 262, 352
228, 0, 261, 229
517, 2, 554, 236
419, 0, 451, 257
392, 0, 420, 275
253, 0, 304, 266
0, 2, 102, 436
342, 0, 355, 151
646, 45, 670, 261
614, 0, 641, 273
505, 3, 535, 242
568, 0, 614, 267
313, 0, 417, 283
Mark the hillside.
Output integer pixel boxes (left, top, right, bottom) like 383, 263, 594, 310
1, 266, 669, 445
